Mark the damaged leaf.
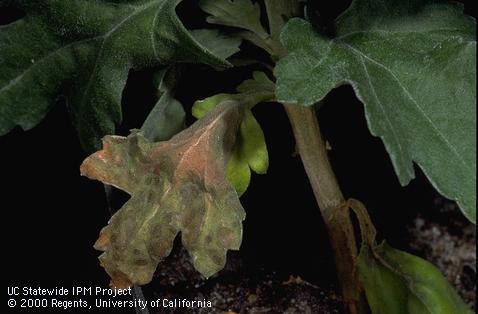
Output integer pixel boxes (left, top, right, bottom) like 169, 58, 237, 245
192, 72, 273, 195
81, 101, 246, 286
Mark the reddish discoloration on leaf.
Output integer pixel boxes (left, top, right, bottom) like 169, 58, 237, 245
93, 227, 110, 251
81, 101, 245, 286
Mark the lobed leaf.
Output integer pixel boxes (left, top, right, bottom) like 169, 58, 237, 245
81, 101, 246, 286
199, 0, 268, 39
264, 0, 301, 38
275, 1, 476, 222
0, 0, 236, 151
199, 0, 294, 57
190, 29, 241, 60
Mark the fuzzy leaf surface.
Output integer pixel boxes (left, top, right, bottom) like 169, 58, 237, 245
199, 0, 268, 38
264, 0, 301, 41
190, 29, 241, 60
275, 1, 476, 221
0, 0, 232, 151
81, 102, 245, 286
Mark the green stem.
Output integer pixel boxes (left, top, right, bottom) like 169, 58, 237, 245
284, 104, 360, 314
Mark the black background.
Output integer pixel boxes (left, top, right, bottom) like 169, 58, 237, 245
1, 1, 476, 313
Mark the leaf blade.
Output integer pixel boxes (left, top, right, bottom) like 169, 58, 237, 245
241, 110, 268, 174
358, 242, 473, 314
141, 67, 185, 142
0, 0, 233, 151
275, 1, 476, 222
190, 29, 241, 60
199, 0, 268, 38
192, 73, 272, 195
346, 199, 472, 314
81, 101, 246, 286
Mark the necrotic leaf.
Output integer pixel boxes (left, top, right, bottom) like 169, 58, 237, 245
192, 72, 274, 195
81, 101, 246, 286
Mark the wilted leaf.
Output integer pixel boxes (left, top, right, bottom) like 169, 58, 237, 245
81, 101, 246, 286
343, 199, 472, 314
0, 0, 233, 151
275, 1, 476, 222
192, 72, 273, 195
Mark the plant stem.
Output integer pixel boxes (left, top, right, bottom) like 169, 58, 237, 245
284, 105, 360, 314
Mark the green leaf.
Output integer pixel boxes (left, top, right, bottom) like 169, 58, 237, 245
343, 199, 472, 314
199, 0, 285, 56
275, 1, 476, 222
240, 110, 268, 174
199, 0, 268, 38
0, 0, 232, 151
192, 94, 233, 119
226, 144, 251, 197
81, 101, 245, 286
141, 67, 185, 142
192, 72, 273, 195
237, 71, 276, 95
358, 243, 473, 314
263, 0, 301, 55
190, 29, 241, 60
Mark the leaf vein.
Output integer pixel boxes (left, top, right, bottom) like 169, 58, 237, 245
352, 50, 407, 160
343, 42, 471, 172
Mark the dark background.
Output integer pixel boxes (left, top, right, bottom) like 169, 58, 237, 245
1, 0, 475, 313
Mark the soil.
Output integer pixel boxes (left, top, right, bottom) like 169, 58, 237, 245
406, 196, 476, 310
146, 248, 342, 314
141, 195, 476, 314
